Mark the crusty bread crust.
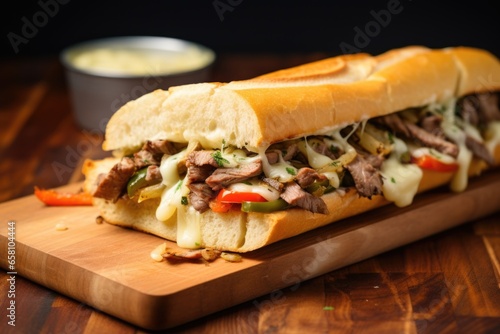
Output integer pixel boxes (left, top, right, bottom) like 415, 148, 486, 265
86, 46, 500, 252
102, 46, 500, 153
446, 47, 500, 96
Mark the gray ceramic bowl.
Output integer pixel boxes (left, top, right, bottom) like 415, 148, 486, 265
60, 36, 215, 132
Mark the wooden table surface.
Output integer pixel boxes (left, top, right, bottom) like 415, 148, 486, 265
0, 52, 499, 334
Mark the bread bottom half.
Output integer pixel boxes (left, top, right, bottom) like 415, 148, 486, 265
83, 146, 499, 252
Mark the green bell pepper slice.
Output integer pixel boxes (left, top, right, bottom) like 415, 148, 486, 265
127, 167, 161, 198
241, 198, 290, 213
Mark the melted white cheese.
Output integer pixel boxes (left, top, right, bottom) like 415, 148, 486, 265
219, 148, 250, 167
440, 99, 473, 192
412, 147, 457, 164
156, 180, 182, 221
156, 149, 190, 222
320, 132, 357, 186
226, 179, 280, 201
259, 147, 297, 182
302, 138, 334, 169
160, 149, 186, 187
176, 206, 202, 249
322, 171, 340, 188
380, 137, 423, 207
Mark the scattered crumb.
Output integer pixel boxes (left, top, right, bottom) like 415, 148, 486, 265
151, 245, 244, 265
150, 242, 168, 262
95, 216, 104, 224
220, 252, 242, 262
55, 223, 68, 231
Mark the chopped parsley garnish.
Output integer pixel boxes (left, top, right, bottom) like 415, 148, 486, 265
391, 177, 396, 183
286, 167, 296, 175
212, 151, 230, 167
181, 196, 188, 205
330, 161, 340, 167
329, 145, 339, 153
387, 132, 395, 144
400, 151, 411, 164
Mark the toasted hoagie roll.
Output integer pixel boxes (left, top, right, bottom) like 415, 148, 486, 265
83, 46, 500, 252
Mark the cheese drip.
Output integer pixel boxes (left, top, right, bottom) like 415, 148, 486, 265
438, 99, 473, 192
155, 149, 202, 249
381, 136, 423, 207
259, 147, 297, 182
176, 205, 202, 249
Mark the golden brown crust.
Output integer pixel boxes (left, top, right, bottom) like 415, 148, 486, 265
102, 46, 500, 153
446, 47, 500, 96
250, 53, 369, 82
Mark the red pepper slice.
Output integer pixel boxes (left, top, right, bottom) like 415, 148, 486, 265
411, 155, 459, 173
209, 189, 268, 213
34, 186, 93, 206
219, 190, 267, 203
209, 190, 233, 213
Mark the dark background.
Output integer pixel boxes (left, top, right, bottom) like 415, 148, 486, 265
1, 0, 499, 60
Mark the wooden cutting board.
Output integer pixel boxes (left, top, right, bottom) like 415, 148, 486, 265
1, 170, 499, 330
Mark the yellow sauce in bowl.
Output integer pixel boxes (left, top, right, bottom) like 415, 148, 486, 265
69, 46, 214, 76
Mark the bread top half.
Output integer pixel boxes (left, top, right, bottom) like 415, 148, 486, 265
102, 46, 500, 154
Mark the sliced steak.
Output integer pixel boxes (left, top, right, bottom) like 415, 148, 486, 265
188, 183, 215, 213
309, 139, 342, 159
186, 164, 216, 184
376, 114, 410, 137
133, 149, 161, 168
345, 155, 383, 198
262, 177, 285, 192
458, 93, 500, 125
265, 144, 300, 164
133, 140, 178, 168
295, 167, 328, 188
145, 165, 162, 183
93, 157, 137, 201
362, 152, 385, 169
265, 151, 280, 164
459, 95, 481, 125
477, 93, 500, 123
143, 139, 177, 155
282, 142, 300, 161
466, 135, 495, 166
187, 150, 220, 168
280, 182, 328, 214
420, 114, 445, 138
205, 159, 263, 191
378, 114, 459, 157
